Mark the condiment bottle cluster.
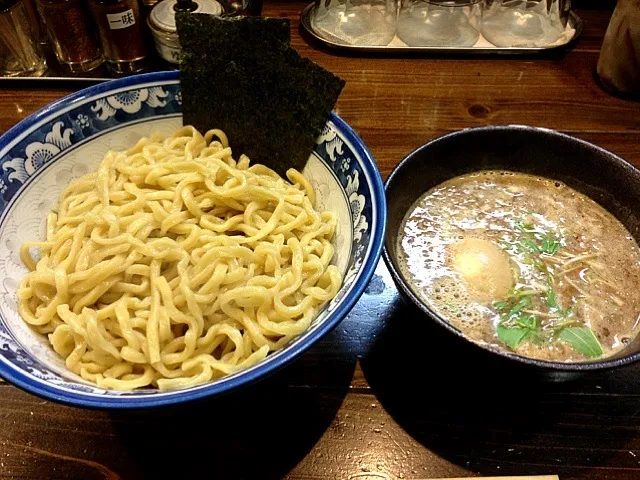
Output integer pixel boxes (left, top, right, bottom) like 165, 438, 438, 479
0, 0, 227, 77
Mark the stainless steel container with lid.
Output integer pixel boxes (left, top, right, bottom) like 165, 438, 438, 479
148, 0, 224, 64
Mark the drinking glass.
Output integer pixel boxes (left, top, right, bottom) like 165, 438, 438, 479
482, 0, 570, 47
397, 0, 482, 47
311, 0, 397, 46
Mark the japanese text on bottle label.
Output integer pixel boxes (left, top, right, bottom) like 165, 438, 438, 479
107, 10, 136, 30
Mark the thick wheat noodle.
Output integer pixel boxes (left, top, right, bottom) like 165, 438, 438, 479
17, 126, 342, 390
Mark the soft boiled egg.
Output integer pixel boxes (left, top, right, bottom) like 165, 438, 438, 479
446, 237, 513, 303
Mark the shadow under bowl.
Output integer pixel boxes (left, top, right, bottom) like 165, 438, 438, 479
383, 125, 640, 374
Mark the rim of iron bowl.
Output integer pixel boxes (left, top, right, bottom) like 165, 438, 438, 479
383, 124, 640, 373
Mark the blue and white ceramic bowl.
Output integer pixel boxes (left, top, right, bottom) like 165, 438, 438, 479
0, 71, 385, 408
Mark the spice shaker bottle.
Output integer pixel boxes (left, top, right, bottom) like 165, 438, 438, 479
23, 0, 47, 44
0, 0, 46, 76
148, 0, 223, 65
37, 0, 104, 72
140, 0, 161, 58
141, 0, 160, 17
596, 0, 640, 99
89, 0, 148, 74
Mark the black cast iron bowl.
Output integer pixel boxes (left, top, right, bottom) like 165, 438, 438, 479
383, 125, 640, 373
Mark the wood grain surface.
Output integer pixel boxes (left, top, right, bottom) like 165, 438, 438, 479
1, 1, 639, 479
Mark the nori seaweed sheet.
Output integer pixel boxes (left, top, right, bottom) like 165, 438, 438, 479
183, 15, 292, 47
176, 13, 345, 176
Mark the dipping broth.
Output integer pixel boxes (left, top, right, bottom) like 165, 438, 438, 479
398, 171, 640, 362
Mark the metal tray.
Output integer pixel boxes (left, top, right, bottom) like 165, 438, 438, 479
300, 2, 583, 56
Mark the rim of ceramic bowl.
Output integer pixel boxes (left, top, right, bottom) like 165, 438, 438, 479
383, 124, 640, 372
0, 71, 387, 408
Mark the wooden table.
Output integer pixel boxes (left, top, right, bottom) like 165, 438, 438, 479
1, 1, 639, 479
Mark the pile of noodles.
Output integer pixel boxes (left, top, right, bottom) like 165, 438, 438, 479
18, 126, 342, 390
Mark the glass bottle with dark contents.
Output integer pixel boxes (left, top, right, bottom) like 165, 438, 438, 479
23, 0, 47, 44
36, 0, 104, 72
140, 0, 161, 55
89, 0, 148, 74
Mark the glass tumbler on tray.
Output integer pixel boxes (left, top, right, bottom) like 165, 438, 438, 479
397, 0, 483, 47
36, 0, 104, 72
0, 0, 46, 76
311, 0, 397, 46
481, 0, 569, 47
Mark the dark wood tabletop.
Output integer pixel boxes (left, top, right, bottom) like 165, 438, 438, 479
1, 1, 640, 479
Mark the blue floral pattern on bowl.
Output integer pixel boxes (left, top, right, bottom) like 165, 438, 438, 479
0, 71, 385, 408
